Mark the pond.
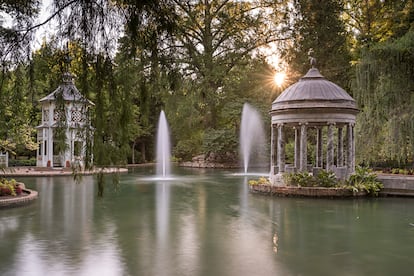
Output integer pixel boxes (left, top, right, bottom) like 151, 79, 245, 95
1, 167, 413, 276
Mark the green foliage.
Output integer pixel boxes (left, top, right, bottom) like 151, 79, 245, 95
168, 0, 287, 128
283, 0, 351, 89
248, 177, 270, 186
0, 178, 18, 196
2, 0, 413, 170
283, 167, 383, 196
203, 128, 237, 160
174, 139, 202, 161
53, 106, 69, 155
8, 158, 36, 167
388, 168, 412, 175
346, 166, 384, 196
315, 170, 337, 188
0, 64, 37, 154
283, 171, 316, 187
343, 0, 413, 50
353, 29, 414, 165
0, 0, 39, 65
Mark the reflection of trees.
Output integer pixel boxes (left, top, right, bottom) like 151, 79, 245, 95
0, 210, 26, 273
269, 198, 408, 275
0, 176, 124, 274
6, 172, 402, 275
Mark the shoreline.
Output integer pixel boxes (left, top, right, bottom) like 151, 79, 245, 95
1, 166, 128, 177
0, 183, 38, 208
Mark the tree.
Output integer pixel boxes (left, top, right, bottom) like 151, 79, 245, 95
343, 0, 414, 50
169, 0, 287, 127
0, 1, 40, 154
114, 0, 288, 161
0, 0, 39, 66
0, 64, 37, 155
353, 29, 414, 166
282, 0, 351, 89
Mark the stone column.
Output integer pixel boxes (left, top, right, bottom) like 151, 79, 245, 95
347, 123, 355, 174
352, 124, 356, 172
327, 123, 335, 171
316, 127, 323, 168
294, 127, 300, 170
337, 126, 344, 167
299, 123, 307, 172
277, 124, 285, 173
270, 124, 276, 174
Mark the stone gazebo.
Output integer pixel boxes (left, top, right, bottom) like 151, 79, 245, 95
36, 71, 94, 168
270, 60, 359, 185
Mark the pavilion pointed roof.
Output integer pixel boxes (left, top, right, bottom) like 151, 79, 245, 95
39, 72, 94, 105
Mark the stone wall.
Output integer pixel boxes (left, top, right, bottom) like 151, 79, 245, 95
0, 187, 38, 208
249, 184, 366, 197
254, 174, 414, 197
378, 175, 414, 196
180, 154, 239, 169
180, 161, 239, 169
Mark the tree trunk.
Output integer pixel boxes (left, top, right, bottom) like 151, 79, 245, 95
131, 141, 136, 164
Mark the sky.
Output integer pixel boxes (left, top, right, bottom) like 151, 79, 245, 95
0, 0, 53, 49
32, 0, 54, 49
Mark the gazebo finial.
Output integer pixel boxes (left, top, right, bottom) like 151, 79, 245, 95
63, 41, 72, 73
62, 41, 74, 84
308, 48, 317, 68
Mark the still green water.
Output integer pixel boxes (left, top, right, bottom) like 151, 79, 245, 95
1, 167, 413, 276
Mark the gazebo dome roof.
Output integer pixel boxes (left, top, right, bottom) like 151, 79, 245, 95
272, 67, 357, 111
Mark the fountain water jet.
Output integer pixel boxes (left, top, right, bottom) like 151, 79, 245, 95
156, 111, 171, 178
240, 103, 266, 174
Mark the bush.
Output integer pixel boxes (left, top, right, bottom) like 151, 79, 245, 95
255, 167, 384, 197
283, 171, 316, 187
248, 177, 270, 186
0, 178, 17, 196
174, 139, 201, 161
315, 170, 337, 187
346, 166, 383, 196
283, 167, 383, 197
8, 158, 36, 167
391, 168, 400, 174
203, 128, 237, 161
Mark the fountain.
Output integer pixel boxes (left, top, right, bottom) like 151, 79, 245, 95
4, 169, 412, 276
156, 110, 171, 178
240, 103, 266, 174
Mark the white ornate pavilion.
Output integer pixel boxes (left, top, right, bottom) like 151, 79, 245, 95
270, 58, 359, 184
36, 72, 94, 168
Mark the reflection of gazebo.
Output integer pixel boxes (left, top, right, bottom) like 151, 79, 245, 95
270, 58, 359, 184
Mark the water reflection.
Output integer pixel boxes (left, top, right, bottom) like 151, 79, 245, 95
0, 216, 19, 237
13, 221, 124, 275
156, 182, 170, 243
154, 181, 171, 274
1, 171, 413, 276
272, 233, 279, 253
1, 176, 125, 275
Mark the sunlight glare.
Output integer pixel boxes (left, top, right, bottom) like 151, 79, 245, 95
273, 72, 286, 87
